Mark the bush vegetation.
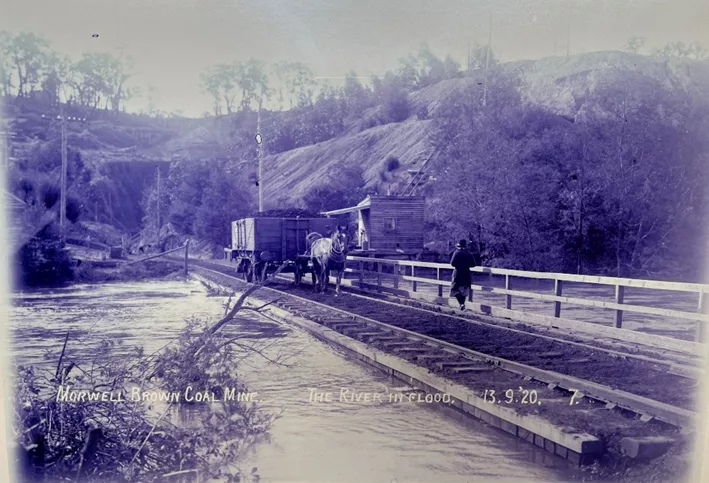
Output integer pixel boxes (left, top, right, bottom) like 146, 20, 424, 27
13, 276, 287, 482
427, 69, 709, 279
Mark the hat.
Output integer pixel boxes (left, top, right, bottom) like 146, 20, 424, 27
456, 239, 467, 248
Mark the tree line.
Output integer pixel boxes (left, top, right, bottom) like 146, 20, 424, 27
5, 28, 707, 281
428, 67, 709, 280
0, 31, 137, 112
623, 37, 707, 58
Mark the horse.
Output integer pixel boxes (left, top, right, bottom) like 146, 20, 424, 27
309, 229, 349, 295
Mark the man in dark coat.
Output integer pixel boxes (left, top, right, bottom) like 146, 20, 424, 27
450, 239, 476, 310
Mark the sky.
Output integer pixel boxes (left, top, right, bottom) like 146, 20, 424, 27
1, 0, 708, 117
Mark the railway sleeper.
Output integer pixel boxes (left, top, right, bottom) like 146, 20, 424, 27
392, 348, 433, 356
378, 340, 417, 349
412, 354, 457, 363
367, 335, 401, 343
437, 360, 483, 369
449, 366, 494, 374
328, 322, 363, 331
355, 331, 391, 341
340, 326, 373, 337
560, 358, 594, 365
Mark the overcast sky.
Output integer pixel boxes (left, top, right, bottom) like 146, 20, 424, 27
2, 0, 708, 117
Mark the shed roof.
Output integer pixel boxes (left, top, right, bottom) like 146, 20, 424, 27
321, 196, 372, 216
321, 195, 425, 216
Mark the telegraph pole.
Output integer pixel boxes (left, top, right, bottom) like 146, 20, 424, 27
483, 13, 492, 107
59, 105, 68, 239
256, 103, 263, 213
485, 13, 492, 71
156, 164, 161, 243
566, 5, 572, 56
467, 40, 471, 74
40, 107, 86, 242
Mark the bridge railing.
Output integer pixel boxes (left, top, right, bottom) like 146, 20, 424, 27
343, 256, 709, 345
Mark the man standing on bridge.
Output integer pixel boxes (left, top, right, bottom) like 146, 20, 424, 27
450, 239, 476, 310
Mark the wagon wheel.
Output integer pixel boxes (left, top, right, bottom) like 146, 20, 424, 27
294, 263, 303, 286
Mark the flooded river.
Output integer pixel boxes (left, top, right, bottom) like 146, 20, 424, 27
10, 279, 582, 483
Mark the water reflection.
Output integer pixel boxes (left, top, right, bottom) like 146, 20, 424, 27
10, 280, 581, 483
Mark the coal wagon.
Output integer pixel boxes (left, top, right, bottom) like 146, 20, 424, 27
225, 216, 332, 283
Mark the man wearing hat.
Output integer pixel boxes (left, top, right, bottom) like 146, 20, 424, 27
450, 239, 476, 310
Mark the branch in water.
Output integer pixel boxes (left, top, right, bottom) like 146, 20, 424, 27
207, 262, 288, 336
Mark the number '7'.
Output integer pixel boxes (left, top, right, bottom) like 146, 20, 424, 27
569, 389, 581, 405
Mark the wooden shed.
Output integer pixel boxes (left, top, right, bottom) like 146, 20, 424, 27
322, 195, 425, 256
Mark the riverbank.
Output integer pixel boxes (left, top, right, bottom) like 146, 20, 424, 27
73, 259, 184, 284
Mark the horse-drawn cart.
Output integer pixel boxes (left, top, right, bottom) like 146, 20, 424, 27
224, 216, 332, 283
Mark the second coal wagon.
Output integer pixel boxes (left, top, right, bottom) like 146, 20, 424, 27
225, 215, 332, 283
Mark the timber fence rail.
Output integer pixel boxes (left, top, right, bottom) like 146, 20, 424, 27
343, 256, 709, 345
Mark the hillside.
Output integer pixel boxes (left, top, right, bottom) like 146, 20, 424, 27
7, 50, 708, 212
256, 51, 709, 207
6, 50, 709, 279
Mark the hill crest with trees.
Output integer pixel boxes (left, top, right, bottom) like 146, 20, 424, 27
3, 30, 708, 283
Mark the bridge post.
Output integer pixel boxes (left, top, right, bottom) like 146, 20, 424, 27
696, 290, 708, 343
437, 268, 443, 297
184, 240, 189, 276
505, 275, 512, 309
358, 261, 364, 288
554, 279, 563, 317
377, 262, 382, 292
412, 265, 417, 292
393, 262, 399, 290
614, 285, 625, 328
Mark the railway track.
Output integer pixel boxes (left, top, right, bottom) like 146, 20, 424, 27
188, 259, 697, 436
275, 274, 704, 375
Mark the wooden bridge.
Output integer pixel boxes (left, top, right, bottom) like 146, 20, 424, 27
330, 256, 709, 352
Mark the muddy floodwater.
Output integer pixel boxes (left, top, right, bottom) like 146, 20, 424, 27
10, 279, 585, 483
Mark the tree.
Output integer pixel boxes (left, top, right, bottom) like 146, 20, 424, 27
468, 43, 498, 71
575, 74, 709, 277
302, 165, 367, 213
687, 42, 708, 60
343, 71, 372, 116
9, 32, 52, 97
68, 52, 133, 110
430, 70, 567, 270
16, 223, 73, 287
654, 41, 707, 59
242, 58, 271, 111
194, 166, 253, 247
146, 84, 160, 115
201, 66, 223, 116
396, 54, 422, 91
0, 31, 14, 96
415, 44, 460, 87
268, 61, 316, 109
201, 59, 272, 115
380, 72, 410, 122
625, 36, 646, 53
